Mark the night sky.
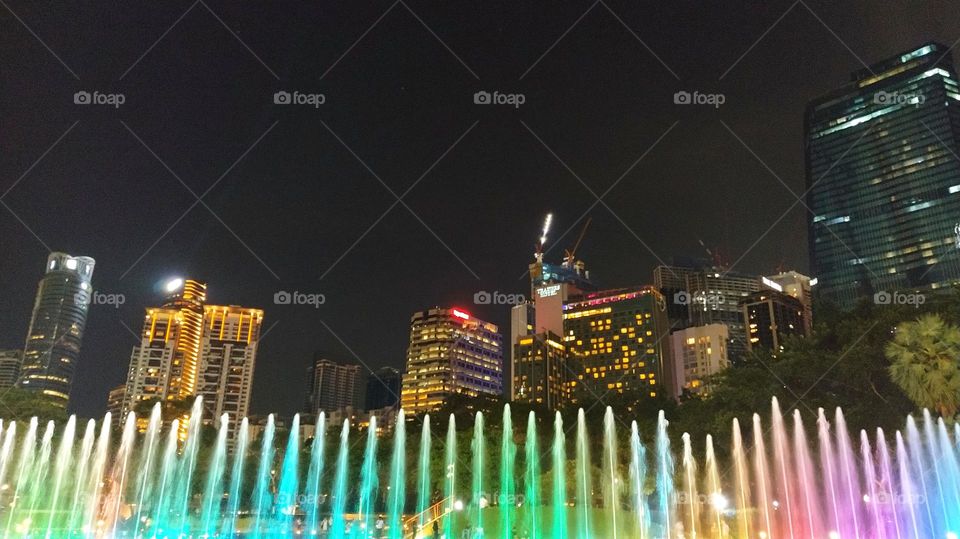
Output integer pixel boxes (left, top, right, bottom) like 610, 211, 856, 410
1, 1, 958, 417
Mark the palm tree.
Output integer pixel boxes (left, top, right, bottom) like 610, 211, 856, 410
885, 314, 960, 419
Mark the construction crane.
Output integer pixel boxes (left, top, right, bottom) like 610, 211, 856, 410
563, 217, 592, 267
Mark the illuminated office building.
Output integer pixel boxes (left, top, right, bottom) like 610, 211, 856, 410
512, 331, 579, 409
764, 271, 814, 335
400, 307, 502, 415
741, 290, 807, 354
654, 259, 761, 362
198, 305, 263, 430
670, 324, 729, 396
122, 279, 207, 424
0, 350, 22, 389
807, 42, 960, 307
563, 287, 673, 399
305, 356, 365, 414
18, 252, 95, 406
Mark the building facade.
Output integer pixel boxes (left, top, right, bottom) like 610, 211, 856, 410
106, 384, 125, 428
563, 287, 673, 399
18, 252, 95, 406
0, 350, 22, 389
121, 279, 262, 439
305, 356, 365, 414
654, 260, 761, 363
765, 271, 814, 335
807, 42, 960, 307
365, 366, 401, 410
400, 307, 503, 415
741, 290, 808, 354
122, 279, 207, 421
670, 324, 729, 397
198, 305, 263, 429
512, 331, 579, 409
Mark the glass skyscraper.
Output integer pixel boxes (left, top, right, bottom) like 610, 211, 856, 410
18, 252, 95, 406
807, 42, 960, 307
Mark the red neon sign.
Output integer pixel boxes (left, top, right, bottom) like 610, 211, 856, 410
452, 309, 470, 320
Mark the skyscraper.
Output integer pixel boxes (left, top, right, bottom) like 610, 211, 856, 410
365, 366, 401, 410
18, 252, 95, 406
400, 307, 503, 415
122, 279, 207, 422
741, 290, 808, 355
305, 355, 365, 414
807, 42, 960, 307
121, 279, 262, 440
198, 305, 263, 428
654, 259, 761, 362
512, 331, 579, 409
563, 287, 673, 399
0, 350, 22, 389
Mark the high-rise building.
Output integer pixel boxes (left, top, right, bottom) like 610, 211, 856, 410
563, 287, 673, 399
741, 290, 808, 354
400, 307, 503, 415
654, 260, 761, 363
670, 324, 729, 397
764, 271, 814, 335
122, 279, 207, 422
18, 252, 95, 406
305, 356, 365, 414
807, 42, 960, 307
121, 279, 262, 441
512, 331, 580, 409
0, 350, 22, 389
365, 366, 401, 410
106, 384, 125, 428
198, 305, 263, 429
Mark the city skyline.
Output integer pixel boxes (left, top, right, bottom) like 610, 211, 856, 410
2, 1, 958, 417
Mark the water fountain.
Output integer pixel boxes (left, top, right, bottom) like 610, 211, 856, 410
0, 395, 957, 538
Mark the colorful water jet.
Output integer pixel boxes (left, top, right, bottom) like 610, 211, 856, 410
0, 395, 957, 538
